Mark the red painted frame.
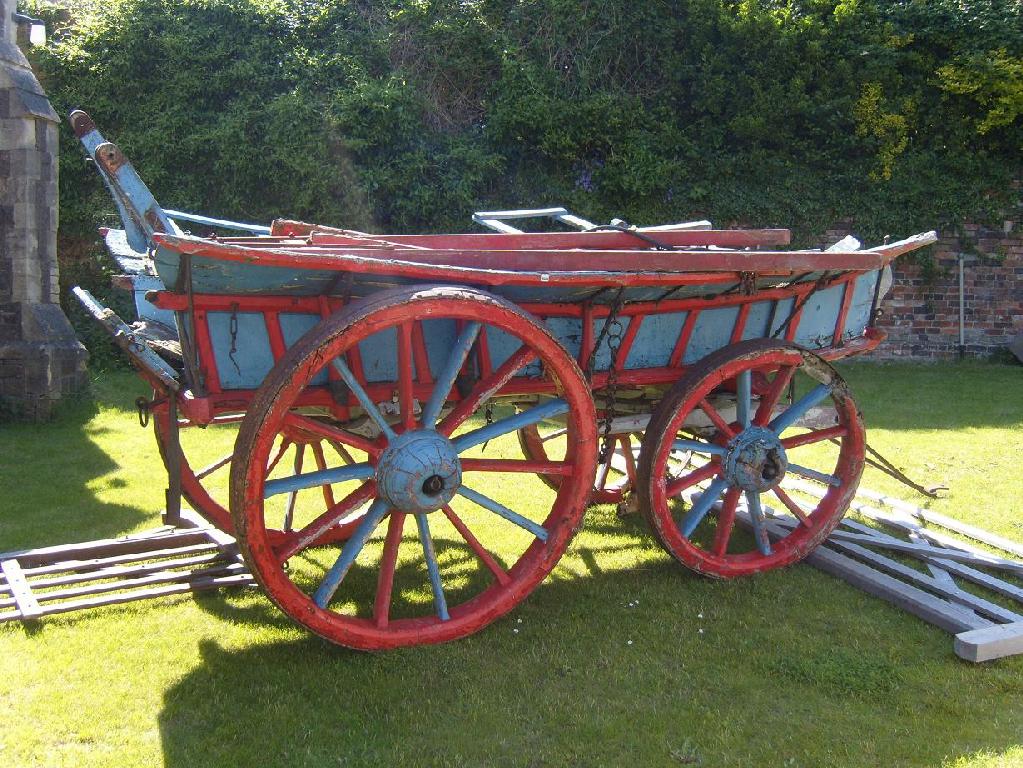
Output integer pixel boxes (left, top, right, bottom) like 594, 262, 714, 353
155, 269, 882, 429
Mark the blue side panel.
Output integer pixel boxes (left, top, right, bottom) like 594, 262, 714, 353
741, 300, 774, 341
625, 312, 688, 369
793, 283, 844, 349
768, 297, 796, 337
130, 274, 176, 326
279, 313, 327, 385
544, 317, 584, 365
278, 312, 321, 347
209, 311, 275, 389
421, 319, 459, 379
843, 270, 880, 341
684, 306, 740, 363
358, 326, 399, 383
486, 325, 544, 377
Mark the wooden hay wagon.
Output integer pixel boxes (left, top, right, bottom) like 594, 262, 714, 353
69, 111, 937, 649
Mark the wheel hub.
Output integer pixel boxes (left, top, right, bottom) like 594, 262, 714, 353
723, 426, 788, 493
376, 430, 462, 513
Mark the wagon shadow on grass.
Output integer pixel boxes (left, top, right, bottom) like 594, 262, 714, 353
157, 527, 1023, 768
183, 506, 673, 632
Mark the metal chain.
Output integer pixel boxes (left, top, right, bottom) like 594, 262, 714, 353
228, 302, 242, 376
827, 437, 947, 498
481, 401, 495, 453
596, 294, 627, 464
599, 318, 625, 463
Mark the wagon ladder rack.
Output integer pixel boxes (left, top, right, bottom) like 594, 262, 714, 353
0, 509, 253, 623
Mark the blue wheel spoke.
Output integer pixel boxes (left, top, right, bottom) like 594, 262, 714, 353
422, 321, 482, 428
680, 477, 729, 538
313, 499, 390, 608
736, 370, 752, 429
415, 513, 450, 621
264, 461, 374, 498
452, 398, 569, 454
331, 357, 396, 440
769, 383, 832, 435
746, 492, 772, 555
787, 463, 841, 487
458, 486, 548, 541
672, 439, 726, 457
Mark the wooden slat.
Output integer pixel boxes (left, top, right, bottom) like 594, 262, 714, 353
0, 552, 228, 599
13, 563, 248, 606
809, 529, 1023, 576
12, 543, 220, 578
920, 558, 1023, 605
804, 542, 992, 634
746, 514, 990, 634
176, 509, 239, 554
1, 560, 40, 618
0, 574, 253, 623
955, 622, 1023, 662
0, 529, 212, 568
855, 488, 1023, 559
769, 516, 1022, 623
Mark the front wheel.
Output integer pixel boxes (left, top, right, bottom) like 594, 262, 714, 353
637, 339, 864, 578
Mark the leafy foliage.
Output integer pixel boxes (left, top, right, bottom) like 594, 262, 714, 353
28, 0, 1023, 249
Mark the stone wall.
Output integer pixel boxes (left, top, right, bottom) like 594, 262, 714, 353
822, 219, 1023, 361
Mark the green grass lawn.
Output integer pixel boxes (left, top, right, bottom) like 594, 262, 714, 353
1, 363, 1021, 768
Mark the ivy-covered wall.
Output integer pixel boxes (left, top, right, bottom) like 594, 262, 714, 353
23, 0, 1023, 363
33, 0, 1022, 237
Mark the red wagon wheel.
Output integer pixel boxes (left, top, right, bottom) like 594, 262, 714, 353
153, 406, 365, 547
637, 339, 864, 578
230, 286, 597, 649
518, 424, 639, 506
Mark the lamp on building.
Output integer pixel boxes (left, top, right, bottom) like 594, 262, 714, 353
12, 11, 45, 46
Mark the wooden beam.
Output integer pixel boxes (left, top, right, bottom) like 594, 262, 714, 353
0, 559, 40, 619
955, 622, 1023, 663
746, 514, 991, 633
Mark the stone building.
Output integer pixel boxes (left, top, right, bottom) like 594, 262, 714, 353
0, 0, 87, 418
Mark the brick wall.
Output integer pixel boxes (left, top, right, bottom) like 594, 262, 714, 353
823, 220, 1023, 361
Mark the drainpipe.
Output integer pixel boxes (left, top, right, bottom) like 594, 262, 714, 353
958, 254, 966, 360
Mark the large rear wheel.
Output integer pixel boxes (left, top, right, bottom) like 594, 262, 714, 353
231, 286, 597, 649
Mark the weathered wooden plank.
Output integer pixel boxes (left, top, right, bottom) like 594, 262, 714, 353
738, 513, 990, 634
833, 518, 1011, 603
0, 552, 228, 598
819, 530, 1023, 576
2, 530, 213, 569
923, 558, 1023, 605
175, 509, 239, 555
782, 477, 1023, 561
13, 563, 248, 606
856, 488, 1023, 560
779, 479, 1023, 571
0, 573, 254, 623
770, 516, 1022, 623
954, 622, 1023, 663
14, 543, 219, 579
804, 545, 991, 633
71, 287, 180, 392
913, 535, 959, 589
0, 559, 40, 619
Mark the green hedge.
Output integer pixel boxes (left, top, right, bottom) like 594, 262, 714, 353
31, 0, 1022, 247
